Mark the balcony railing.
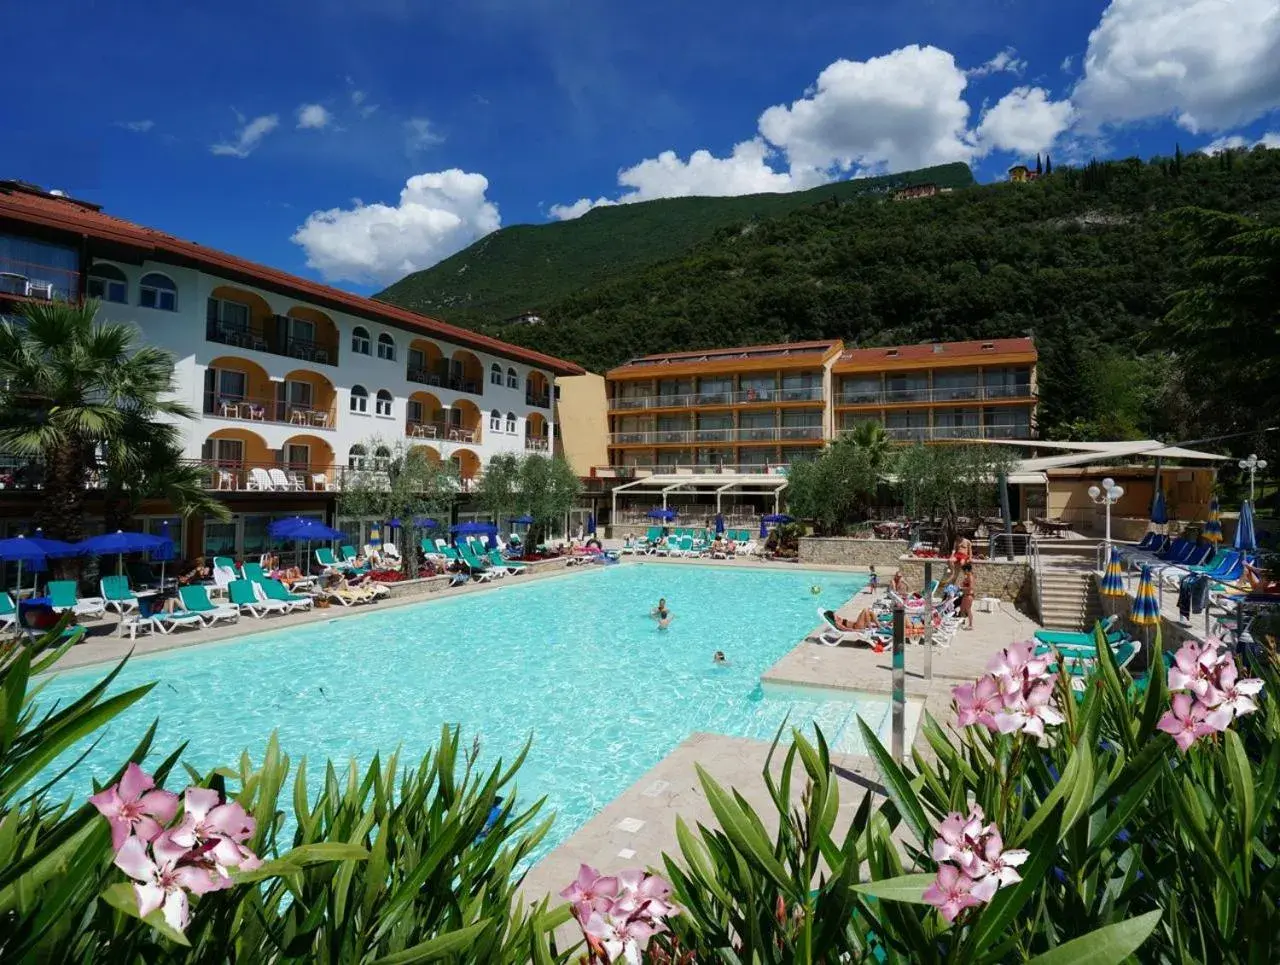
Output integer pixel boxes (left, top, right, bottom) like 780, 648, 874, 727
206, 320, 339, 367
838, 385, 1033, 405
407, 365, 482, 396
526, 390, 551, 409
610, 426, 823, 445
874, 424, 1034, 441
186, 459, 482, 493
0, 256, 80, 303
525, 436, 550, 452
611, 385, 825, 410
405, 421, 479, 444
204, 392, 336, 430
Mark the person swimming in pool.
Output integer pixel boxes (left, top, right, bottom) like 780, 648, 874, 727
652, 597, 671, 628
713, 650, 728, 666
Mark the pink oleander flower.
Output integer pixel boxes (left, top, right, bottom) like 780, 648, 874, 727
931, 804, 988, 875
613, 868, 676, 919
1167, 640, 1223, 698
1214, 659, 1264, 721
560, 864, 621, 922
89, 763, 180, 851
922, 864, 985, 923
954, 641, 1063, 742
952, 676, 1002, 729
113, 831, 228, 933
170, 787, 261, 876
1158, 692, 1219, 752
969, 831, 1028, 901
584, 910, 660, 965
987, 641, 1050, 682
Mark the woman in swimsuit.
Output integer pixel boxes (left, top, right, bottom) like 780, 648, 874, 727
959, 562, 975, 630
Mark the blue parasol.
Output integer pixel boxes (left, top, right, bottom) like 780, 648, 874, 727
586, 513, 596, 536
76, 530, 168, 576
153, 520, 177, 588
413, 517, 438, 529
714, 513, 725, 535
760, 517, 769, 539
1202, 498, 1222, 544
1150, 490, 1168, 532
646, 508, 678, 521
269, 517, 344, 541
0, 533, 80, 597
1235, 500, 1257, 553
452, 521, 498, 549
762, 513, 793, 524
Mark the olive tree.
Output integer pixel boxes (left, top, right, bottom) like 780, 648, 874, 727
893, 443, 1018, 553
785, 433, 885, 534
519, 454, 582, 549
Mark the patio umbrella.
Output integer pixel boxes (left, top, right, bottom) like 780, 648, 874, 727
268, 517, 345, 573
762, 513, 793, 524
1202, 497, 1223, 544
76, 530, 168, 576
1099, 548, 1126, 598
0, 534, 79, 599
586, 513, 596, 536
714, 513, 725, 535
1131, 565, 1161, 639
413, 517, 438, 529
646, 508, 677, 521
1234, 500, 1257, 553
511, 514, 535, 526
452, 521, 498, 549
369, 525, 382, 547
760, 517, 769, 539
152, 520, 177, 588
1150, 490, 1168, 534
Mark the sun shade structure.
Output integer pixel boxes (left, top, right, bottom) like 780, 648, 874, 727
1099, 548, 1127, 597
613, 471, 789, 521
268, 517, 344, 541
1131, 566, 1161, 627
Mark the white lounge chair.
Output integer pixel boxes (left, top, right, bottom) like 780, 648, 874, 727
382, 542, 402, 563
814, 609, 890, 650
228, 579, 289, 617
247, 467, 276, 491
269, 468, 304, 492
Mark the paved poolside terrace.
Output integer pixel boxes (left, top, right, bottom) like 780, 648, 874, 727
31, 550, 1043, 918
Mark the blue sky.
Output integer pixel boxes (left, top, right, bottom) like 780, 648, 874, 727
5, 0, 1279, 294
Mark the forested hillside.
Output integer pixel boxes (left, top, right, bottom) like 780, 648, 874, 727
374, 163, 974, 325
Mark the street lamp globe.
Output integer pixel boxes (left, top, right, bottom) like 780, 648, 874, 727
1110, 483, 1125, 500
1102, 477, 1115, 491
1088, 485, 1101, 500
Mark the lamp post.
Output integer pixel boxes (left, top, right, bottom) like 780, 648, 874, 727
1088, 476, 1125, 558
1239, 454, 1267, 503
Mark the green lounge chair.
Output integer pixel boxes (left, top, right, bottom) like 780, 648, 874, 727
213, 556, 236, 573
228, 579, 289, 617
240, 561, 267, 583
1034, 629, 1128, 650
100, 575, 139, 615
487, 548, 527, 574
339, 545, 370, 570
1046, 640, 1142, 691
47, 580, 106, 618
178, 585, 240, 625
0, 592, 16, 632
435, 539, 462, 562
457, 546, 496, 582
315, 546, 341, 570
258, 578, 313, 611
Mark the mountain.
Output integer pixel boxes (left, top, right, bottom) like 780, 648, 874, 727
374, 163, 975, 325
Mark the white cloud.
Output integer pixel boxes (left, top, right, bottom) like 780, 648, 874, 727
117, 120, 154, 133
404, 118, 444, 152
296, 104, 332, 130
968, 47, 1028, 78
1202, 131, 1280, 154
211, 113, 279, 158
975, 87, 1076, 155
548, 196, 614, 221
1073, 0, 1280, 133
291, 170, 501, 283
1061, 55, 1074, 73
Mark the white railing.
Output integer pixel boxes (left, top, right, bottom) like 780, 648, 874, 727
611, 385, 824, 410
610, 426, 823, 445
837, 384, 1033, 405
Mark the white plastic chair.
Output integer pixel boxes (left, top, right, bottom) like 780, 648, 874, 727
248, 468, 275, 491
269, 468, 303, 492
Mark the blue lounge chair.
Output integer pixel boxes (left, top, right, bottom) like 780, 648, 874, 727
228, 579, 288, 617
47, 580, 106, 618
100, 575, 139, 615
257, 578, 313, 611
178, 585, 240, 625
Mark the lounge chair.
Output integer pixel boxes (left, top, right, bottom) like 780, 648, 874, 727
47, 580, 106, 619
487, 548, 527, 574
315, 546, 342, 571
434, 539, 462, 562
268, 468, 304, 492
212, 555, 235, 572
457, 546, 496, 582
619, 537, 637, 556
1043, 639, 1143, 691
0, 592, 16, 633
256, 578, 313, 611
339, 545, 371, 571
228, 579, 289, 617
1033, 616, 1120, 648
178, 585, 240, 625
100, 575, 139, 615
240, 561, 268, 583
247, 467, 276, 491
381, 541, 402, 563
118, 608, 204, 638
815, 609, 890, 650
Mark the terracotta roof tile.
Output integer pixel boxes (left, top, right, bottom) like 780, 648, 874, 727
836, 337, 1036, 367
0, 183, 584, 375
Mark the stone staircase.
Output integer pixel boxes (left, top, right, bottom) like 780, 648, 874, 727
1037, 567, 1103, 631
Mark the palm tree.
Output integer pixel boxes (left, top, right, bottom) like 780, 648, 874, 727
0, 299, 226, 541
845, 419, 893, 471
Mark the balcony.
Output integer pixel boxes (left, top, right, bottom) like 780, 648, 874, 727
194, 459, 336, 492
407, 365, 481, 396
526, 390, 551, 409
206, 320, 338, 367
405, 421, 479, 444
838, 384, 1033, 406
877, 424, 1034, 441
204, 392, 336, 431
610, 385, 825, 410
525, 436, 550, 452
0, 256, 79, 303
610, 426, 823, 445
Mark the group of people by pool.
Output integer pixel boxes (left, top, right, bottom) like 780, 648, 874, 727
834, 539, 978, 634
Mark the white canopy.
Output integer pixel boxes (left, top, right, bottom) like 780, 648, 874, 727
610, 471, 789, 516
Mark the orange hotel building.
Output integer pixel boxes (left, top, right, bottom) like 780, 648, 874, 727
602, 337, 1037, 473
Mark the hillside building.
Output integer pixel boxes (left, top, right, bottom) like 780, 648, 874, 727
0, 180, 583, 558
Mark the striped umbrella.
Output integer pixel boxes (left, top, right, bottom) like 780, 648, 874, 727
1202, 497, 1223, 544
1131, 565, 1161, 627
1234, 500, 1257, 553
1099, 548, 1126, 597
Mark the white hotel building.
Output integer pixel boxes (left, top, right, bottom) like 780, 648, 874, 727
0, 180, 583, 559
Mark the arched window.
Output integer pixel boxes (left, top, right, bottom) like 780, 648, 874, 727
348, 444, 368, 470
505, 411, 517, 433
351, 326, 371, 355
490, 363, 502, 386
373, 445, 391, 469
350, 384, 368, 413
377, 333, 396, 360
489, 408, 502, 431
138, 272, 177, 311
375, 389, 393, 416
87, 263, 127, 304
506, 367, 518, 389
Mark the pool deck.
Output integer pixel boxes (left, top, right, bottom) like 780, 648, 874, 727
519, 581, 1039, 908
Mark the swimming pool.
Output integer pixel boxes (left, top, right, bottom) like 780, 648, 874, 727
36, 563, 897, 866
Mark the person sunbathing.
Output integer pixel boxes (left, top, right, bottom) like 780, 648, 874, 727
325, 574, 375, 603
1243, 561, 1272, 593
830, 608, 881, 631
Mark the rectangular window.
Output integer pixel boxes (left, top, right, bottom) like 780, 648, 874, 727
840, 376, 880, 404
203, 522, 237, 558
781, 372, 821, 401
738, 410, 776, 429
0, 233, 80, 300
933, 369, 980, 401
740, 375, 777, 400
407, 400, 423, 423
983, 367, 1032, 399
242, 515, 272, 558
218, 369, 247, 400
284, 444, 310, 469
695, 447, 733, 466
738, 448, 773, 467
697, 376, 733, 405
290, 318, 316, 344
886, 372, 928, 403
656, 448, 692, 467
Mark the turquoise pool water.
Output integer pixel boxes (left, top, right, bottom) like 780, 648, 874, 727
35, 564, 886, 865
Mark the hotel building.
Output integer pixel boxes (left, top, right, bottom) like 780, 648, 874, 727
0, 180, 583, 558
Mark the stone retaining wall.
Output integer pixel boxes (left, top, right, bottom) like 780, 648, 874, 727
897, 557, 1033, 608
798, 537, 909, 567
379, 557, 573, 602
